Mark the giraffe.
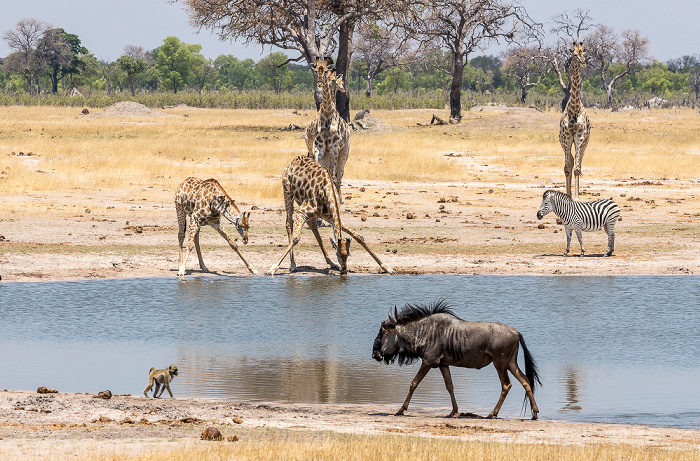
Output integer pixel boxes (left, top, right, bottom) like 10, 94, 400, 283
267, 155, 395, 276
175, 177, 258, 276
305, 59, 350, 203
559, 42, 591, 201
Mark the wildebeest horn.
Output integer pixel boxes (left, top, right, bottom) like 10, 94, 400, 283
388, 308, 397, 325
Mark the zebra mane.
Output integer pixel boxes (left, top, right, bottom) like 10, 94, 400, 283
396, 298, 459, 326
544, 189, 571, 201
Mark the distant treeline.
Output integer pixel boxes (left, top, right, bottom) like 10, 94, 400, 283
2, 20, 699, 110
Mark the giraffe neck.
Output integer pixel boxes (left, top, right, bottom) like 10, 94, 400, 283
567, 58, 583, 117
319, 81, 335, 122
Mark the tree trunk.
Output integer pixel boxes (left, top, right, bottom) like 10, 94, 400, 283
560, 86, 570, 112
520, 85, 527, 103
449, 52, 465, 121
51, 68, 59, 94
334, 18, 355, 122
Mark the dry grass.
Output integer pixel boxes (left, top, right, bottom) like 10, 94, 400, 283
1, 105, 698, 210
80, 429, 700, 461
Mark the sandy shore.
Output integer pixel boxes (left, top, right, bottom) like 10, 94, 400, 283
1, 390, 699, 460
0, 174, 698, 282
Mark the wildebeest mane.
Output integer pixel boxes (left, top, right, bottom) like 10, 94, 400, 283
383, 299, 461, 366
396, 298, 459, 325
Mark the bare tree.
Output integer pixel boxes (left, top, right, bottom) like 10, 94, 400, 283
352, 21, 411, 97
587, 27, 649, 108
2, 18, 49, 94
541, 9, 598, 110
405, 0, 538, 122
502, 46, 547, 103
177, 0, 410, 119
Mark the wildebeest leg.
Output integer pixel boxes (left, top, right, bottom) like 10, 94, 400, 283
340, 225, 395, 274
396, 362, 431, 416
308, 219, 340, 270
439, 366, 459, 417
508, 363, 539, 420
487, 366, 512, 419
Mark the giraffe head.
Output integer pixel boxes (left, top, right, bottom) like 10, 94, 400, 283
571, 42, 586, 69
328, 71, 345, 94
330, 237, 351, 275
213, 196, 250, 244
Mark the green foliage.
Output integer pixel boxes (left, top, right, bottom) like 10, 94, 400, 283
153, 36, 204, 93
638, 61, 687, 96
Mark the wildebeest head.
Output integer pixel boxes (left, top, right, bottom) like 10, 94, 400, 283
330, 237, 351, 275
536, 190, 554, 220
372, 307, 400, 363
214, 195, 250, 244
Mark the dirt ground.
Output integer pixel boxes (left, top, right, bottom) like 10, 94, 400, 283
1, 390, 699, 460
0, 171, 697, 281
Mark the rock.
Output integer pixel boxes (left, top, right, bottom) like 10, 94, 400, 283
81, 108, 89, 115
201, 426, 223, 441
37, 386, 58, 394
406, 213, 415, 219
95, 390, 112, 399
227, 435, 240, 442
537, 224, 545, 229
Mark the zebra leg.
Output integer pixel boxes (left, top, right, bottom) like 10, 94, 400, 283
605, 223, 615, 256
575, 227, 585, 256
564, 228, 572, 256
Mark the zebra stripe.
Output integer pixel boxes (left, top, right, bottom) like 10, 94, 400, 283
537, 190, 620, 256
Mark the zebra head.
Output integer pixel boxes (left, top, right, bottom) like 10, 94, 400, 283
537, 190, 555, 220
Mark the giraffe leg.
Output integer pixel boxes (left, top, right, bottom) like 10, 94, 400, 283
308, 219, 340, 270
335, 140, 349, 205
560, 121, 574, 198
178, 222, 201, 276
573, 122, 590, 202
193, 230, 208, 272
340, 225, 395, 274
212, 221, 258, 274
268, 207, 310, 275
176, 204, 187, 273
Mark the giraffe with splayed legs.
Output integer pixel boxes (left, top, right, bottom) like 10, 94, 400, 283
559, 42, 591, 201
267, 156, 394, 276
175, 177, 258, 276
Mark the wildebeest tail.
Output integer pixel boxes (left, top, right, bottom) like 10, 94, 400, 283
519, 334, 541, 393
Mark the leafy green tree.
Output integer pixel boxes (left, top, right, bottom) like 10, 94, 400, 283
37, 28, 88, 94
117, 55, 148, 95
214, 55, 257, 90
154, 36, 203, 93
255, 52, 292, 93
376, 66, 410, 94
638, 61, 687, 97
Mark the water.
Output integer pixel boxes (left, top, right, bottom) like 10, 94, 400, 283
1, 275, 698, 428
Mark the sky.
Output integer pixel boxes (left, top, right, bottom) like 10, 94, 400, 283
0, 0, 696, 63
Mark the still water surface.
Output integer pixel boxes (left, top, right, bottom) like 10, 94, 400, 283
1, 275, 698, 428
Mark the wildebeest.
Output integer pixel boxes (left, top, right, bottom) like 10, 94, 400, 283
372, 300, 541, 419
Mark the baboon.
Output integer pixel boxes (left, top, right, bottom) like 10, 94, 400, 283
143, 365, 178, 398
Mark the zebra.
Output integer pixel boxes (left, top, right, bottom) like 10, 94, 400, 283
536, 190, 621, 256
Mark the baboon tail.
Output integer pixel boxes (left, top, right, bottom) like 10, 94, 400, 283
149, 367, 154, 373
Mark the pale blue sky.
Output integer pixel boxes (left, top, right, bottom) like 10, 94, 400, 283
0, 0, 696, 63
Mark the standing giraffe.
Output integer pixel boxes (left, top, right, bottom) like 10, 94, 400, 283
175, 177, 258, 276
305, 59, 350, 203
559, 42, 591, 201
267, 156, 394, 276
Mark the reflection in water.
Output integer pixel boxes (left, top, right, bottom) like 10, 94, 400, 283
560, 366, 583, 412
1, 275, 699, 428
